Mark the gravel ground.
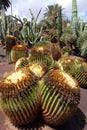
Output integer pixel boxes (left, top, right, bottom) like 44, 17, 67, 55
0, 46, 87, 130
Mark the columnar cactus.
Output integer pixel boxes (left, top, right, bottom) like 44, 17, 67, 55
71, 0, 78, 35
0, 4, 6, 39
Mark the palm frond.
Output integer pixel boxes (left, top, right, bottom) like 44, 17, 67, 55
0, 0, 11, 10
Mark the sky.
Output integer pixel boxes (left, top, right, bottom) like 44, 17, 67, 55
6, 0, 87, 22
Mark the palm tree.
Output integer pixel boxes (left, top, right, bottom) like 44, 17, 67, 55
44, 4, 60, 29
0, 0, 11, 10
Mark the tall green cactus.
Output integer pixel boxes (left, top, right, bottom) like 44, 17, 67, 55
57, 6, 62, 43
0, 5, 6, 39
71, 0, 78, 35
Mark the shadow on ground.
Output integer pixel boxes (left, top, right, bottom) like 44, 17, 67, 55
0, 108, 86, 130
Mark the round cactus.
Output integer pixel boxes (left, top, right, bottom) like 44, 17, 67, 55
56, 55, 87, 89
15, 57, 29, 70
0, 69, 40, 126
11, 44, 29, 63
26, 62, 48, 79
29, 45, 53, 68
73, 65, 87, 89
39, 69, 80, 126
5, 35, 16, 64
56, 56, 75, 73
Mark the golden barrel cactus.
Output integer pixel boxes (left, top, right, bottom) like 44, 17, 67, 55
55, 56, 75, 74
73, 65, 87, 89
0, 69, 40, 126
15, 57, 29, 70
11, 44, 29, 63
56, 56, 87, 89
26, 62, 48, 79
29, 45, 53, 68
40, 69, 80, 126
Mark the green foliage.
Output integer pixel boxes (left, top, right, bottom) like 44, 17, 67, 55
0, 0, 11, 10
44, 4, 61, 29
65, 34, 77, 44
62, 22, 72, 34
60, 33, 77, 55
35, 40, 51, 46
22, 9, 43, 46
77, 32, 87, 50
37, 19, 51, 30
80, 40, 87, 58
60, 33, 77, 45
8, 9, 43, 46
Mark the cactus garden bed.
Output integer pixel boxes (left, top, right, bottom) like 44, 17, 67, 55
0, 47, 87, 130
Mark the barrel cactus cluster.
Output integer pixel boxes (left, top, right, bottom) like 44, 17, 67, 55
1, 42, 87, 128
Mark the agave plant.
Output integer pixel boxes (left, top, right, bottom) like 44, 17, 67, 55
21, 9, 43, 47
